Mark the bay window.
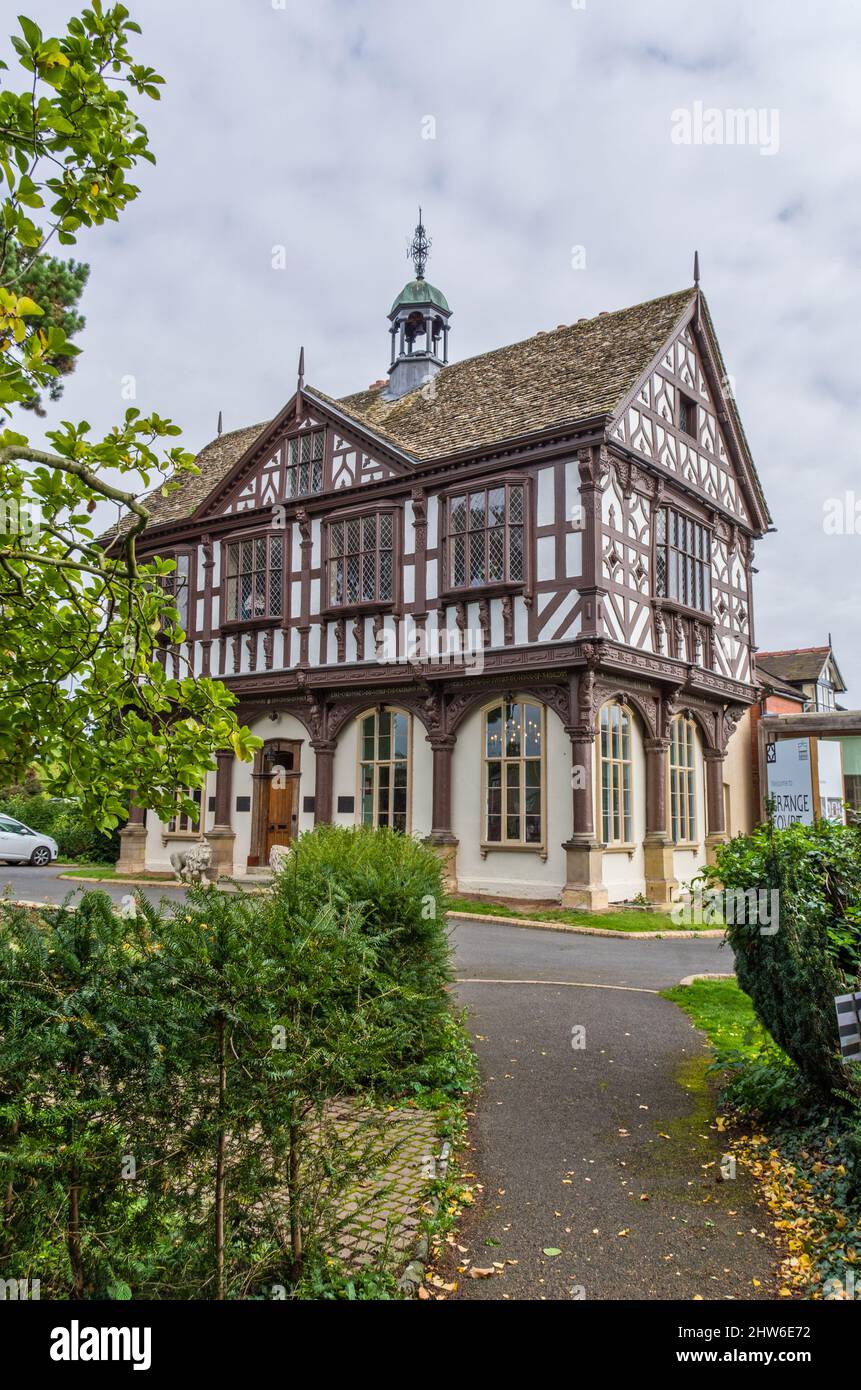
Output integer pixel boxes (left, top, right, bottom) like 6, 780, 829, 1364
224, 535, 283, 622
160, 552, 190, 635
655, 507, 711, 614
447, 482, 525, 591
327, 512, 394, 607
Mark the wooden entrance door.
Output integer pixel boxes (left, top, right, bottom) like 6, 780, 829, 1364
265, 776, 297, 860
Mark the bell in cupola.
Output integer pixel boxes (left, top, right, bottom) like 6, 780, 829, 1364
382, 209, 452, 401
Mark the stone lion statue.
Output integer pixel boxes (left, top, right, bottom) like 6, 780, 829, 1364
170, 842, 213, 884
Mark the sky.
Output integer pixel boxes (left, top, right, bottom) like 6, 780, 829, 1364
13, 0, 861, 696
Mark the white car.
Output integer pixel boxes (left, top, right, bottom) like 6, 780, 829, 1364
0, 814, 59, 867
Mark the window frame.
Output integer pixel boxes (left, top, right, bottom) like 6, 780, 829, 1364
598, 701, 635, 848
668, 715, 698, 846
158, 547, 194, 641
438, 474, 532, 601
283, 426, 326, 500
166, 786, 203, 836
481, 698, 546, 852
654, 504, 713, 618
220, 530, 285, 630
678, 391, 698, 440
356, 707, 412, 833
321, 503, 401, 616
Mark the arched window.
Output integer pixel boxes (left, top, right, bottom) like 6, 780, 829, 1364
599, 702, 633, 845
483, 700, 544, 846
359, 708, 410, 832
669, 717, 697, 843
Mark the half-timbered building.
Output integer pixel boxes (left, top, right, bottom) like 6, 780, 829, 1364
116, 228, 772, 908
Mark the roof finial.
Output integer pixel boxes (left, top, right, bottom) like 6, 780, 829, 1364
408, 207, 431, 280
297, 345, 305, 392
693, 249, 700, 287
217, 409, 223, 436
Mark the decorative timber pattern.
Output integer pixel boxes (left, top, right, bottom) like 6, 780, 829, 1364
609, 324, 750, 524
117, 287, 768, 723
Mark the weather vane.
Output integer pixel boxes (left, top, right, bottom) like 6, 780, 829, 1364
408, 207, 431, 280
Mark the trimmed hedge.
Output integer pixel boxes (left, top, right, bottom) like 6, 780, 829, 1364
270, 825, 454, 1085
0, 827, 473, 1299
703, 820, 861, 1099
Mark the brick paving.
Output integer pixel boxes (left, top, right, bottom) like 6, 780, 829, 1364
325, 1101, 443, 1268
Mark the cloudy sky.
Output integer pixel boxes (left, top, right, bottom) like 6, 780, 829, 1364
16, 0, 861, 694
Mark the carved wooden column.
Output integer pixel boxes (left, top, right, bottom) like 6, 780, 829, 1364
116, 799, 147, 874
311, 739, 336, 825
704, 748, 728, 864
205, 748, 236, 879
297, 509, 312, 666
429, 735, 457, 834
576, 448, 610, 641
643, 737, 677, 905
423, 687, 458, 891
561, 666, 608, 911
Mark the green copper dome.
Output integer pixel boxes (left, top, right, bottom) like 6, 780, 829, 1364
390, 277, 451, 316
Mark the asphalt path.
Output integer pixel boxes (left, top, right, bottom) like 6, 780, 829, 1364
447, 921, 783, 1301
2, 867, 782, 1301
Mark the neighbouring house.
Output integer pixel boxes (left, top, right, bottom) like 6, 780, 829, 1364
112, 224, 772, 907
755, 642, 847, 713
749, 643, 859, 818
743, 657, 807, 821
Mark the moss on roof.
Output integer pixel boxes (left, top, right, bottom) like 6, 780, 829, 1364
109, 284, 769, 538
335, 287, 695, 461
106, 422, 269, 538
756, 648, 835, 686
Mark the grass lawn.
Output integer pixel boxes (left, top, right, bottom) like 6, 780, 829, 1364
445, 895, 716, 933
60, 866, 173, 882
662, 977, 770, 1053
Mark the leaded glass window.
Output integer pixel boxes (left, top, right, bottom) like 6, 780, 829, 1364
224, 535, 284, 622
484, 700, 543, 846
327, 512, 394, 606
359, 708, 410, 832
600, 703, 633, 845
285, 430, 324, 498
448, 482, 525, 590
160, 552, 190, 634
669, 717, 697, 844
655, 507, 711, 614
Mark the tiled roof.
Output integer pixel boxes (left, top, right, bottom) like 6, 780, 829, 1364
756, 648, 831, 685
754, 659, 807, 699
109, 284, 770, 537
105, 422, 268, 539
331, 287, 695, 461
